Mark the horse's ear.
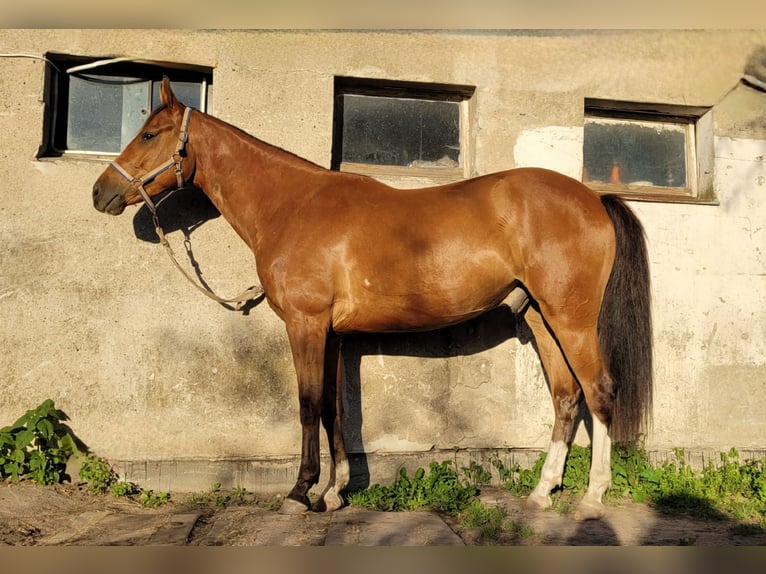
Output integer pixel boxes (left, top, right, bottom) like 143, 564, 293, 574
160, 76, 180, 110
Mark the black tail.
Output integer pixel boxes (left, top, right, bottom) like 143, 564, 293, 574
598, 195, 653, 443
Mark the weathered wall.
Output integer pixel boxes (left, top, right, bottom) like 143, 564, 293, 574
1, 29, 764, 491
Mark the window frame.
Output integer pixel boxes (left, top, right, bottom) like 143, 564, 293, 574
583, 98, 715, 204
40, 53, 213, 160
331, 76, 475, 183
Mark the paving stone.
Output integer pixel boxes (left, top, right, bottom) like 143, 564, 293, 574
193, 507, 333, 546
148, 513, 201, 545
325, 508, 465, 546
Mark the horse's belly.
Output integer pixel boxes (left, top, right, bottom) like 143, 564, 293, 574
331, 285, 510, 334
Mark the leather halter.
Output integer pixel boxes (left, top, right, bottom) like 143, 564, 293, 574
108, 106, 192, 214
108, 106, 263, 311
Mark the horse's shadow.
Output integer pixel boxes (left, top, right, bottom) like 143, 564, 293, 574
131, 185, 221, 243
340, 307, 548, 491
131, 187, 265, 313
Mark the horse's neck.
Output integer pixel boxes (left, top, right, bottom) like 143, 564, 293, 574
191, 112, 323, 252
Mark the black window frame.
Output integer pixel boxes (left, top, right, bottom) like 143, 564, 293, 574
583, 98, 715, 204
40, 53, 213, 159
331, 76, 475, 182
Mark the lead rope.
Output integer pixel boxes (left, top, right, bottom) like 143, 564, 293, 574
119, 107, 264, 311
150, 209, 264, 311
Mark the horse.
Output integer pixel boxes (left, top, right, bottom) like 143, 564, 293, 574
92, 77, 653, 520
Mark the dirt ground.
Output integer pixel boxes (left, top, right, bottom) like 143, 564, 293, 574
1, 481, 765, 546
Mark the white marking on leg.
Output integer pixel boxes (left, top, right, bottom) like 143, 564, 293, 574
323, 459, 350, 511
526, 440, 568, 509
502, 287, 529, 314
576, 416, 612, 520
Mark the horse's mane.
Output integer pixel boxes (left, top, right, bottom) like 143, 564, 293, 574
195, 106, 328, 173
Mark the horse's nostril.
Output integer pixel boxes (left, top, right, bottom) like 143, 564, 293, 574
93, 184, 100, 198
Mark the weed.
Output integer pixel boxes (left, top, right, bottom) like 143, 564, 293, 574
0, 399, 78, 485
190, 483, 250, 507
111, 480, 138, 497
140, 489, 171, 508
491, 452, 545, 497
459, 500, 536, 543
78, 455, 117, 494
348, 460, 477, 514
462, 460, 493, 487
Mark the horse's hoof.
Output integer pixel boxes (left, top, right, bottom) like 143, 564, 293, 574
311, 489, 344, 512
573, 499, 606, 521
278, 497, 309, 515
323, 490, 345, 512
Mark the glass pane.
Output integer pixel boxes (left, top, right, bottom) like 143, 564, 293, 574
152, 80, 202, 111
121, 82, 151, 149
67, 75, 148, 153
583, 117, 688, 188
341, 94, 460, 168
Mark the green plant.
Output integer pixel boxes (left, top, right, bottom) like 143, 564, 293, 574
78, 455, 117, 493
460, 500, 506, 540
190, 483, 250, 507
0, 399, 78, 485
494, 444, 766, 526
111, 480, 139, 497
78, 454, 139, 497
140, 489, 171, 508
461, 460, 493, 487
497, 454, 546, 497
348, 460, 478, 515
459, 500, 536, 543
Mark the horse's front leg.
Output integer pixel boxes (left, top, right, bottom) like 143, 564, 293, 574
312, 330, 350, 512
279, 315, 330, 514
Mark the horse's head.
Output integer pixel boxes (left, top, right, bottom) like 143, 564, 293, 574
92, 77, 195, 215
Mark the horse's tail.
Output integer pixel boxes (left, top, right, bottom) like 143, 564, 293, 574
598, 194, 653, 443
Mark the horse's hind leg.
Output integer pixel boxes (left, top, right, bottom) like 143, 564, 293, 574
523, 306, 583, 511
541, 314, 615, 521
313, 331, 350, 512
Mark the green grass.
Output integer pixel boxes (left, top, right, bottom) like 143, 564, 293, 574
347, 443, 766, 542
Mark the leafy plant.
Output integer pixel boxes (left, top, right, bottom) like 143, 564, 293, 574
496, 443, 766, 526
348, 460, 478, 515
78, 455, 118, 494
462, 460, 493, 487
140, 489, 171, 508
459, 500, 535, 543
0, 399, 78, 485
190, 483, 250, 507
78, 454, 138, 497
491, 452, 546, 497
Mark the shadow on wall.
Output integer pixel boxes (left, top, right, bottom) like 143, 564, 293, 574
341, 307, 543, 490
132, 185, 221, 244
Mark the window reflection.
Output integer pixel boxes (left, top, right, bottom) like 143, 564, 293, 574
340, 94, 460, 168
583, 117, 688, 188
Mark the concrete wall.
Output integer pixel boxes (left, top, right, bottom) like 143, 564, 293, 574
1, 29, 765, 492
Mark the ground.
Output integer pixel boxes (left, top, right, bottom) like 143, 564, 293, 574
2, 481, 765, 546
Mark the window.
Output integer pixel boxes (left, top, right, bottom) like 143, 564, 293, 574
583, 99, 714, 203
41, 54, 212, 158
332, 77, 475, 182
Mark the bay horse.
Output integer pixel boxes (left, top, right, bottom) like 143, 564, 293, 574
92, 77, 652, 520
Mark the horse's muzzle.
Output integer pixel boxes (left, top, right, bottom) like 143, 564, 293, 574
92, 180, 127, 215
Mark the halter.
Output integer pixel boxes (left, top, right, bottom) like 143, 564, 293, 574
108, 106, 263, 311
109, 106, 193, 214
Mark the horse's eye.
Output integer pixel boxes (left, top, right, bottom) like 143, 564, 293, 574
141, 132, 156, 142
